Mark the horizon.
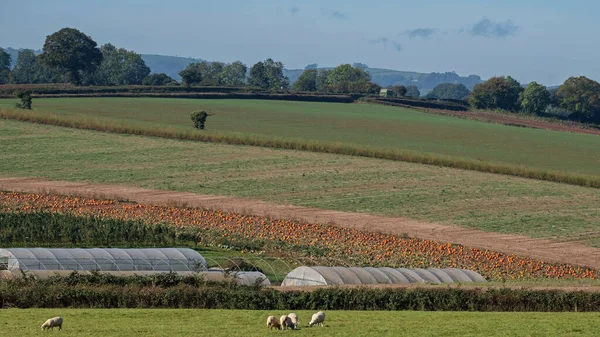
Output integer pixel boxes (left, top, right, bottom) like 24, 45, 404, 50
1, 0, 599, 86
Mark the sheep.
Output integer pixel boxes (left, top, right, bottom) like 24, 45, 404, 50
266, 315, 281, 330
288, 313, 299, 330
41, 316, 63, 331
308, 311, 325, 327
279, 315, 293, 330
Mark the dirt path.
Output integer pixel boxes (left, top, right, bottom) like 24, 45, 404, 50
2, 177, 600, 269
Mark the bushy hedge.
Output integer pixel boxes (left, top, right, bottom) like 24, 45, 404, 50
1, 276, 599, 311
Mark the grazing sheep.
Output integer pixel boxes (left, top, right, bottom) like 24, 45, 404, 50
41, 316, 63, 331
266, 315, 281, 330
288, 313, 299, 330
308, 311, 325, 327
280, 315, 293, 330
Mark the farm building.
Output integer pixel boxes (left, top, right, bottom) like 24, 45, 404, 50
379, 88, 394, 97
280, 266, 486, 286
0, 247, 270, 286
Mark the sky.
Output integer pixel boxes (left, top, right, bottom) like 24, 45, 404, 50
1, 0, 599, 85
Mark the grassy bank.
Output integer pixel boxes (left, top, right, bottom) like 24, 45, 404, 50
2, 97, 600, 177
4, 309, 600, 337
2, 119, 600, 246
1, 103, 600, 188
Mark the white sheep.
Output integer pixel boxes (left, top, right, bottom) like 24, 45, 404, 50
308, 311, 325, 327
266, 315, 281, 330
280, 315, 293, 330
288, 313, 299, 330
41, 316, 63, 331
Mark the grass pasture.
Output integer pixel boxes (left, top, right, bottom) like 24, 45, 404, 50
2, 119, 600, 246
2, 309, 600, 337
1, 98, 599, 183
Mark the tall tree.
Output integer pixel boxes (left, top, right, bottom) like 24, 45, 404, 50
392, 85, 407, 97
557, 76, 600, 121
470, 76, 523, 111
327, 64, 372, 93
220, 61, 247, 86
316, 69, 332, 92
520, 82, 550, 115
405, 85, 421, 98
292, 69, 317, 91
12, 49, 37, 84
40, 28, 103, 85
426, 83, 470, 100
0, 47, 11, 84
179, 62, 204, 86
248, 59, 289, 90
248, 61, 268, 89
92, 44, 150, 85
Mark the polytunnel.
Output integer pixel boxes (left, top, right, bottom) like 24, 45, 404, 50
0, 248, 207, 272
280, 266, 486, 286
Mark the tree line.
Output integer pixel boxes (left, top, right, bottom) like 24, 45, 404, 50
0, 27, 598, 122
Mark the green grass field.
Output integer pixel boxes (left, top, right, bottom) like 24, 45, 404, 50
2, 119, 600, 246
1, 97, 599, 178
1, 309, 598, 336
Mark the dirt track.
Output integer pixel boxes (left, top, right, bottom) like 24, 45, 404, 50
1, 177, 600, 269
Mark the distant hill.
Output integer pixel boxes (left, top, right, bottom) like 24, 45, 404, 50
140, 54, 203, 81
284, 67, 482, 93
2, 47, 482, 91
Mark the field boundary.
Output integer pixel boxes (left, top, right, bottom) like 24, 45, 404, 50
2, 108, 599, 189
1, 177, 600, 269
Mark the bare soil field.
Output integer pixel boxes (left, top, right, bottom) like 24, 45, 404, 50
2, 177, 599, 270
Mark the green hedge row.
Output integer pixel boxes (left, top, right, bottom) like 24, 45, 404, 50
1, 278, 598, 311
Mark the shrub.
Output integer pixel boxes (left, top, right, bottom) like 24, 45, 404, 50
14, 90, 32, 109
190, 111, 209, 129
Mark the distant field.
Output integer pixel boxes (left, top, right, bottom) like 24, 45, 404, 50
2, 119, 600, 246
0, 97, 599, 178
2, 309, 599, 337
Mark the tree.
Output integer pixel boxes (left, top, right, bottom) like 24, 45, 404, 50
316, 69, 332, 92
12, 49, 37, 84
40, 28, 103, 85
556, 76, 600, 121
327, 64, 373, 93
220, 61, 247, 86
426, 83, 470, 100
179, 62, 204, 86
392, 85, 407, 97
405, 85, 421, 98
248, 58, 289, 90
304, 63, 318, 70
142, 73, 178, 86
14, 90, 32, 109
91, 44, 150, 85
520, 82, 550, 115
292, 69, 317, 91
0, 47, 11, 84
352, 62, 369, 69
469, 76, 523, 111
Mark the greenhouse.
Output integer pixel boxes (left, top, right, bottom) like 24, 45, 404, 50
0, 248, 207, 272
280, 266, 486, 286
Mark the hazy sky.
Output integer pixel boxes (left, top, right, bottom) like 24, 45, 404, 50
1, 0, 599, 85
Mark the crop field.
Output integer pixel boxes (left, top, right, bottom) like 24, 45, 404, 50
1, 97, 599, 180
2, 192, 597, 280
2, 119, 600, 247
2, 309, 599, 337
